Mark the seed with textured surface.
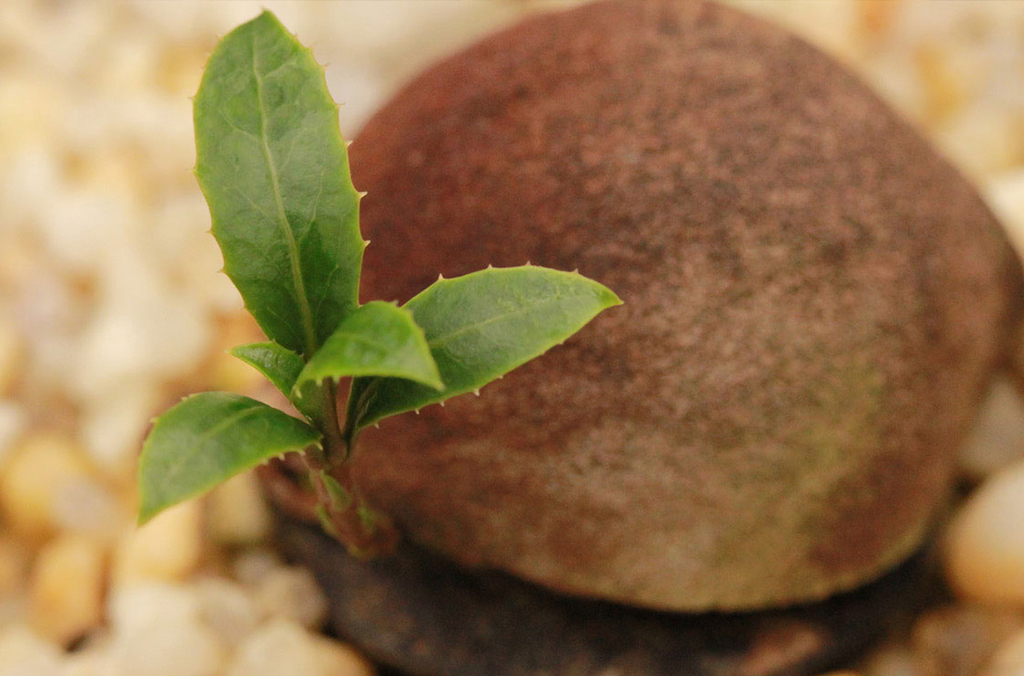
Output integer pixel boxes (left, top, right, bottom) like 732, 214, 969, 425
348, 0, 1024, 611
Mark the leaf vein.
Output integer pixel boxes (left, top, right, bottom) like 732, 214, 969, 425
156, 403, 265, 492
251, 33, 318, 356
217, 106, 259, 142
425, 292, 566, 348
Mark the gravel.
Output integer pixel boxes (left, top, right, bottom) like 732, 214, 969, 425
0, 1, 1022, 675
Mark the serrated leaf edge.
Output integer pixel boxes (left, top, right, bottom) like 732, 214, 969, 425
137, 392, 321, 525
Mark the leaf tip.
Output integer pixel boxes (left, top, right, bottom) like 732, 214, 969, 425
136, 501, 160, 527
362, 240, 371, 249
358, 191, 368, 199
602, 287, 625, 308
486, 263, 494, 269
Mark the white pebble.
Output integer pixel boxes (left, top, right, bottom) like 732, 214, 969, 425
60, 649, 118, 676
861, 644, 923, 676
79, 382, 161, 475
12, 2, 109, 80
112, 501, 202, 584
123, 0, 203, 42
226, 620, 323, 676
0, 625, 63, 676
107, 582, 200, 631
50, 477, 127, 540
12, 270, 81, 392
110, 617, 224, 676
254, 566, 328, 630
984, 628, 1024, 676
946, 462, 1024, 605
0, 595, 28, 633
937, 103, 1021, 179
94, 28, 160, 91
0, 403, 26, 466
987, 170, 1024, 262
29, 535, 106, 646
71, 241, 211, 402
206, 472, 271, 546
107, 581, 224, 676
324, 63, 385, 138
226, 620, 373, 676
193, 578, 259, 648
0, 76, 62, 152
314, 637, 376, 676
38, 188, 134, 275
146, 193, 212, 275
959, 379, 1024, 480
0, 538, 29, 597
729, 0, 860, 62
0, 434, 95, 539
71, 296, 210, 403
232, 549, 285, 587
912, 606, 1021, 676
0, 324, 24, 397
860, 56, 929, 125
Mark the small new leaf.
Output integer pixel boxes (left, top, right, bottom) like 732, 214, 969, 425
230, 341, 303, 395
297, 301, 442, 394
348, 266, 621, 430
194, 11, 364, 356
229, 342, 325, 420
320, 471, 351, 509
138, 392, 321, 524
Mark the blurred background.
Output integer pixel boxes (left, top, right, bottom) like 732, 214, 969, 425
1, 1, 1024, 675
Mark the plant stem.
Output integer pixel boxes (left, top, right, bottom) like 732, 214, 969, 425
306, 379, 399, 557
318, 380, 347, 463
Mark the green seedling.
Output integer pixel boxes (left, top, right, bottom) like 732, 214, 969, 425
137, 11, 621, 556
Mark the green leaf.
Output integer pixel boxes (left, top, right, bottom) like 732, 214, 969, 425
230, 341, 304, 397
194, 11, 365, 356
297, 301, 443, 394
347, 266, 621, 430
228, 341, 325, 420
138, 392, 320, 524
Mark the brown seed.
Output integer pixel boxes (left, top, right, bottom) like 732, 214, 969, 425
348, 0, 1024, 611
